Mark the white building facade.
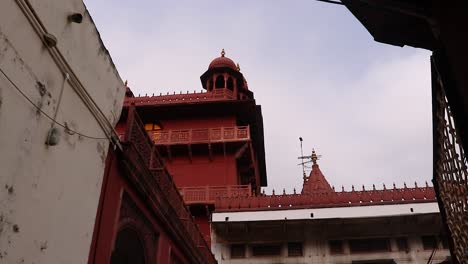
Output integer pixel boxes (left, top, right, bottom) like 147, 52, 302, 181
212, 203, 451, 264
211, 153, 451, 264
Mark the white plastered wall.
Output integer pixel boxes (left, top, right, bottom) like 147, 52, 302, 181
0, 0, 124, 263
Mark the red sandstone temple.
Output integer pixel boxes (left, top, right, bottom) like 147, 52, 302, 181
90, 51, 450, 264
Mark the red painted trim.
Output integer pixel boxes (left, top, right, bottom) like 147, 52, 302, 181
109, 188, 124, 253
87, 147, 114, 264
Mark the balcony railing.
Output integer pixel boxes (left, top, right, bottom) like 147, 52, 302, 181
179, 185, 252, 204
151, 126, 250, 145
124, 88, 235, 106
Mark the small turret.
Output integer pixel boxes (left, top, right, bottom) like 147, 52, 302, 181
200, 49, 253, 100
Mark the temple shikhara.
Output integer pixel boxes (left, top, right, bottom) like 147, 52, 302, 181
93, 50, 451, 263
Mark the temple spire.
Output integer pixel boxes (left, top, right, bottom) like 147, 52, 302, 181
301, 149, 332, 194
221, 48, 225, 57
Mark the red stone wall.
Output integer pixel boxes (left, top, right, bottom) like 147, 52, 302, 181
165, 154, 239, 187
88, 150, 193, 264
193, 215, 211, 245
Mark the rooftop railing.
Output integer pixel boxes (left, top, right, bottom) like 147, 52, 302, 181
125, 88, 235, 106
214, 184, 436, 212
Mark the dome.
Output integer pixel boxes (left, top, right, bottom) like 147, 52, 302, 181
208, 49, 237, 70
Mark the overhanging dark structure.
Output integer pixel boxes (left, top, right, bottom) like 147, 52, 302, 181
340, 1, 468, 263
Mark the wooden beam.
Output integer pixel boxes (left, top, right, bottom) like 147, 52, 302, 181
234, 143, 249, 159
208, 143, 213, 161
249, 143, 260, 190
166, 145, 172, 162
223, 142, 226, 158
188, 144, 192, 163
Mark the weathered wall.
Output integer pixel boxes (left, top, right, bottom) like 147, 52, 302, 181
0, 0, 125, 263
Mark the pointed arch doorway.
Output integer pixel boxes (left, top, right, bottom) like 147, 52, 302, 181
110, 227, 147, 264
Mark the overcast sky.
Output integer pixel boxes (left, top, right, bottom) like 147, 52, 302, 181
84, 0, 433, 193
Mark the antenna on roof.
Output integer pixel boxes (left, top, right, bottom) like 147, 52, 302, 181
299, 137, 305, 177
298, 141, 322, 177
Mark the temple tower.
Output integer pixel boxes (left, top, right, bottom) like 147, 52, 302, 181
120, 50, 267, 242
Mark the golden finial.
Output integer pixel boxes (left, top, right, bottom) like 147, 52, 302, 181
311, 149, 320, 165
221, 48, 225, 57
124, 80, 128, 86
236, 63, 240, 71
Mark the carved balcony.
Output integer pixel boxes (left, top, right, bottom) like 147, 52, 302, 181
179, 185, 252, 205
150, 126, 250, 145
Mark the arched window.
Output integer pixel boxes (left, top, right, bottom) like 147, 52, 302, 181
215, 75, 225, 89
110, 228, 146, 264
227, 77, 234, 90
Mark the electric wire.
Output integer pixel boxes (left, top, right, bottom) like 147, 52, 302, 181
426, 226, 447, 264
0, 66, 109, 140
427, 241, 438, 264
51, 72, 69, 124
14, 0, 122, 149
